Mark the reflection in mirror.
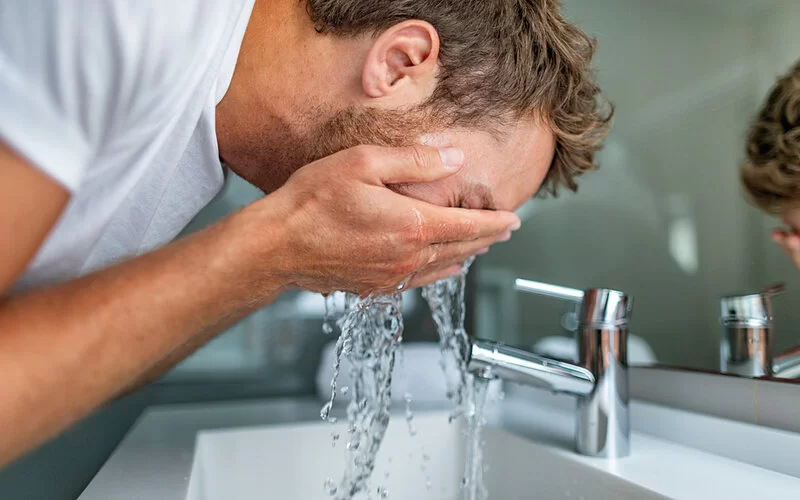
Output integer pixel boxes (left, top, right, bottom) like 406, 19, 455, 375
474, 0, 800, 375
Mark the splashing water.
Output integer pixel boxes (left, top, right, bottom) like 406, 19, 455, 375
462, 376, 490, 500
323, 293, 404, 499
323, 293, 338, 335
422, 258, 475, 420
422, 259, 489, 499
320, 257, 489, 499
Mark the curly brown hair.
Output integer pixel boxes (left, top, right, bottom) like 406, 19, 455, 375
305, 0, 612, 196
742, 61, 800, 214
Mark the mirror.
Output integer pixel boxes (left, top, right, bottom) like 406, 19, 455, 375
474, 0, 800, 374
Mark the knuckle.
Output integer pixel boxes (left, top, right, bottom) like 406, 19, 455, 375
409, 145, 430, 170
391, 259, 417, 277
466, 219, 481, 239
348, 145, 376, 169
402, 208, 426, 245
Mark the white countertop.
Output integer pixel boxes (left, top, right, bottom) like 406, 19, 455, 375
79, 395, 800, 499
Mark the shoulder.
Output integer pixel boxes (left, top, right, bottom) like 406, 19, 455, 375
0, 0, 250, 190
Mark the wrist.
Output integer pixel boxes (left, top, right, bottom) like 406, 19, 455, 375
222, 192, 296, 299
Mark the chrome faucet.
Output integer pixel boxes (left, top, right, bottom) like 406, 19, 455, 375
720, 284, 800, 378
468, 279, 632, 459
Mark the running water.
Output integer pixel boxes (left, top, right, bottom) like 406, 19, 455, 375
422, 259, 489, 500
462, 376, 490, 500
321, 257, 489, 499
323, 293, 337, 335
323, 293, 404, 499
422, 258, 475, 420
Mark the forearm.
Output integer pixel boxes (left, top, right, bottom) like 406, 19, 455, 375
0, 204, 288, 467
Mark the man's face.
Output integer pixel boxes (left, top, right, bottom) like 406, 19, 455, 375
304, 106, 555, 212
397, 121, 555, 212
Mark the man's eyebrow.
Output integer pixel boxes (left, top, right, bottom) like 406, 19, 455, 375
460, 183, 497, 211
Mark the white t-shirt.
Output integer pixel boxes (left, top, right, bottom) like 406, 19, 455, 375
0, 0, 256, 292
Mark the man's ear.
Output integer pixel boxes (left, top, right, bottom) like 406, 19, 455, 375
362, 20, 440, 101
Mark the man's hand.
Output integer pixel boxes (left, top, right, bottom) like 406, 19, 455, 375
258, 145, 520, 296
772, 228, 800, 270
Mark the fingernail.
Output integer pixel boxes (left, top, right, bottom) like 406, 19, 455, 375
508, 219, 521, 231
477, 247, 490, 255
438, 147, 464, 168
499, 231, 512, 242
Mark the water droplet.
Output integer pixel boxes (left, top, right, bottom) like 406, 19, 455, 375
323, 478, 338, 496
422, 453, 431, 462
340, 385, 349, 396
377, 486, 389, 498
322, 293, 337, 335
319, 401, 332, 421
460, 477, 469, 488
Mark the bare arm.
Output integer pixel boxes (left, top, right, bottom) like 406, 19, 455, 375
0, 143, 289, 466
0, 143, 519, 467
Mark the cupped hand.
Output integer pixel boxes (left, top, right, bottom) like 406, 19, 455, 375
267, 144, 519, 296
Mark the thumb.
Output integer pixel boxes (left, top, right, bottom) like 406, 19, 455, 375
355, 145, 464, 185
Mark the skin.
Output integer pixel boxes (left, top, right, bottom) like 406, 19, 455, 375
0, 0, 554, 466
772, 207, 800, 270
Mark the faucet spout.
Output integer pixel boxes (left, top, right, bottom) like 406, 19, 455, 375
774, 346, 800, 379
467, 284, 632, 459
468, 340, 595, 396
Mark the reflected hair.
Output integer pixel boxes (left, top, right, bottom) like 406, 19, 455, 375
742, 60, 800, 214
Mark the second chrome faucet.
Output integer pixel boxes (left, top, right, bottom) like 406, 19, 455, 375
466, 278, 632, 459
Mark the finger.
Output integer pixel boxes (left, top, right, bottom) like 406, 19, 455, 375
346, 145, 464, 185
773, 229, 788, 243
419, 205, 520, 243
408, 264, 464, 289
423, 231, 512, 267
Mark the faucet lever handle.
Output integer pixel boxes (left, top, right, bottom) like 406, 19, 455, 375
514, 278, 584, 302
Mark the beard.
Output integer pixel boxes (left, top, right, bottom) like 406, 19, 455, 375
225, 103, 439, 194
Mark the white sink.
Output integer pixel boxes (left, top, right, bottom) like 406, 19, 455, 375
186, 411, 665, 500
78, 398, 800, 500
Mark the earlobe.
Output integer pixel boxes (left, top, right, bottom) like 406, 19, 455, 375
361, 20, 440, 99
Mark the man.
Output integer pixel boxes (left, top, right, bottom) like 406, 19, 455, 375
0, 0, 610, 466
742, 60, 800, 269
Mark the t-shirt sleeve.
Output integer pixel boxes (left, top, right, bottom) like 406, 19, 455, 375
0, 2, 109, 191
0, 53, 92, 191
0, 1, 201, 192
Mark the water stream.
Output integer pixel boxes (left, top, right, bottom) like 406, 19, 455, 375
421, 259, 489, 500
323, 293, 404, 499
322, 258, 489, 499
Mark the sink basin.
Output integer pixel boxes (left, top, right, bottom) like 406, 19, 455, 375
78, 398, 800, 500
186, 411, 665, 500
